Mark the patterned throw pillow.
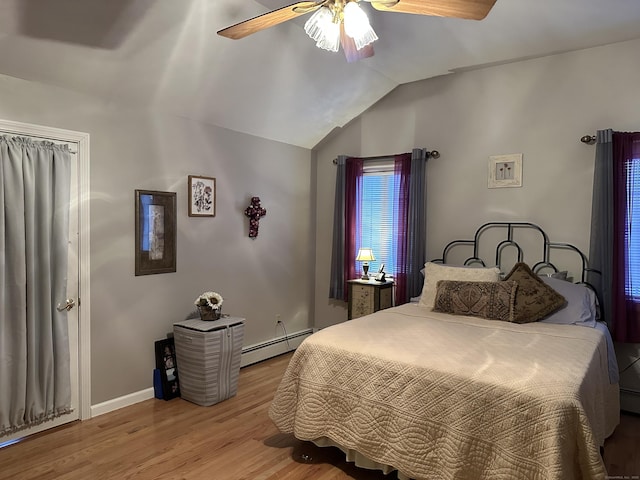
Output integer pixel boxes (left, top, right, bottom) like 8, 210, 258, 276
433, 280, 518, 322
503, 262, 567, 323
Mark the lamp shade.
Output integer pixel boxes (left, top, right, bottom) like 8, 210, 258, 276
304, 6, 340, 52
343, 2, 378, 50
356, 248, 375, 262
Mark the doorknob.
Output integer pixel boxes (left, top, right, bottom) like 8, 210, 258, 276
56, 299, 76, 312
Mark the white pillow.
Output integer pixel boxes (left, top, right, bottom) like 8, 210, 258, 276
418, 262, 501, 309
538, 276, 597, 327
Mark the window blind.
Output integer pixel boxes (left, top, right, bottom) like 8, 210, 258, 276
625, 157, 640, 298
359, 162, 396, 274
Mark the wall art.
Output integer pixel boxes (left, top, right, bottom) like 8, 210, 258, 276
244, 196, 266, 238
135, 189, 177, 275
188, 175, 216, 217
488, 154, 523, 188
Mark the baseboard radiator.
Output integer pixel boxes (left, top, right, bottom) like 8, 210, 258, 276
240, 328, 313, 368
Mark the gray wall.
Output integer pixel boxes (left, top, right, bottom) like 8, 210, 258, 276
0, 74, 313, 404
2, 36, 639, 406
313, 38, 640, 329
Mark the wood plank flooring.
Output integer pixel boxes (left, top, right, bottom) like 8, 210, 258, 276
1, 352, 638, 479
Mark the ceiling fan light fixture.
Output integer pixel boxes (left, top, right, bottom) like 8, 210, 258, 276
343, 2, 378, 50
315, 21, 340, 52
304, 7, 332, 42
219, 0, 498, 60
304, 6, 340, 52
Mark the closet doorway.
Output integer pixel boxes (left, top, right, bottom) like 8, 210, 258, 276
0, 119, 91, 443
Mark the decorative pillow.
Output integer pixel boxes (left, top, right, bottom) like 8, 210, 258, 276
503, 262, 567, 323
538, 276, 597, 327
418, 262, 502, 310
433, 280, 517, 322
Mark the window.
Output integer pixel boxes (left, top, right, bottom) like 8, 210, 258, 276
625, 154, 640, 298
330, 151, 420, 305
357, 159, 395, 275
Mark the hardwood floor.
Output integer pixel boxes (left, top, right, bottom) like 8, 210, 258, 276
1, 352, 638, 480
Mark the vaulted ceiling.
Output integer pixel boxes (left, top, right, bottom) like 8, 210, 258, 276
0, 0, 639, 148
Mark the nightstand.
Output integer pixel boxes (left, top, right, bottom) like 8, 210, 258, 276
347, 279, 394, 320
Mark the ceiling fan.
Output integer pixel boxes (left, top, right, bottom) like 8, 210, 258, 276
218, 0, 497, 62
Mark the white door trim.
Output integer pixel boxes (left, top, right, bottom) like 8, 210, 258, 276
0, 118, 91, 421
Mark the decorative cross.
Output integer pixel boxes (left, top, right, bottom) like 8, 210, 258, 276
244, 196, 266, 238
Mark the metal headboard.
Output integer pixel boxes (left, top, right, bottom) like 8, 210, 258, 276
431, 222, 600, 289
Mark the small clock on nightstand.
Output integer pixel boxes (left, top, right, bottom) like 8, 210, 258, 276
347, 279, 394, 320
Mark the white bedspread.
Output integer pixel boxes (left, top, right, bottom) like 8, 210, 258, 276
269, 304, 620, 480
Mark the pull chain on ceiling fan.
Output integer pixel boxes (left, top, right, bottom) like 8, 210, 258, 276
217, 0, 497, 62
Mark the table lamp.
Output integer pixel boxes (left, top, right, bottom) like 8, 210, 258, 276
356, 248, 375, 280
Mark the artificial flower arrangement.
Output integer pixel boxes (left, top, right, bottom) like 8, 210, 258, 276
194, 291, 223, 320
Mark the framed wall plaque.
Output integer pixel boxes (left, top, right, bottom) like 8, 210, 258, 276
488, 154, 523, 188
135, 190, 177, 275
188, 175, 216, 217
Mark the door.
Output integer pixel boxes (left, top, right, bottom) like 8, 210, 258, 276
0, 124, 85, 443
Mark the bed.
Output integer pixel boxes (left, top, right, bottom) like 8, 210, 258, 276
268, 222, 620, 480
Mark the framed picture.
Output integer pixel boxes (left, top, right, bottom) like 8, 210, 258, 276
135, 190, 177, 276
188, 175, 216, 217
154, 338, 180, 400
488, 154, 523, 188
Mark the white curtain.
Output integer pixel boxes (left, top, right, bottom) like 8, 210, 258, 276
0, 135, 72, 435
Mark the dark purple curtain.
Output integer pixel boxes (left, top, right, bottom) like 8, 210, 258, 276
343, 157, 363, 301
393, 153, 411, 305
612, 132, 640, 342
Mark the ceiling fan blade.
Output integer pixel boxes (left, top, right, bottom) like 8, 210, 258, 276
368, 0, 497, 20
340, 23, 374, 63
218, 1, 324, 39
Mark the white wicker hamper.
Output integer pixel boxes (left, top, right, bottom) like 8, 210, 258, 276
173, 316, 245, 406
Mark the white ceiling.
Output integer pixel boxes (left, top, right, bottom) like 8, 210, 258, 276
0, 0, 639, 148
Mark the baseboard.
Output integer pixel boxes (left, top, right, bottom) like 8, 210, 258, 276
91, 387, 155, 418
90, 329, 314, 418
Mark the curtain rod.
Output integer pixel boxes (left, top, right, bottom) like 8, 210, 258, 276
581, 135, 596, 145
1, 131, 78, 153
332, 149, 440, 164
